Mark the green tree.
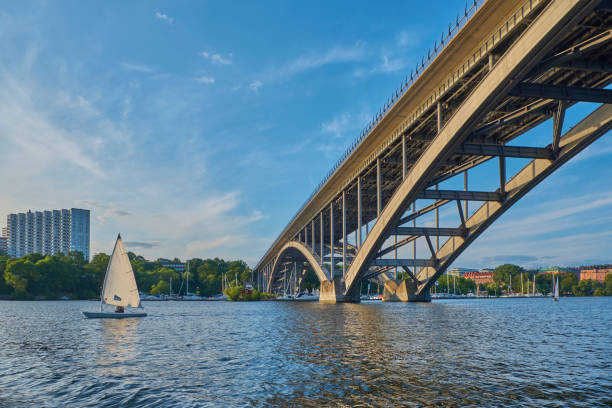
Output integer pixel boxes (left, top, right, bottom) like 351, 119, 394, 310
68, 251, 87, 267
4, 259, 35, 295
225, 285, 244, 301
0, 256, 11, 295
485, 283, 499, 296
605, 274, 612, 296
150, 280, 170, 295
560, 273, 578, 295
572, 279, 602, 296
536, 273, 553, 295
493, 264, 524, 291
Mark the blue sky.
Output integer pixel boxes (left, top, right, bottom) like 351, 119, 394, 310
1, 1, 611, 269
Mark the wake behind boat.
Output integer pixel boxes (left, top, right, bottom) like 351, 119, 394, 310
83, 234, 147, 319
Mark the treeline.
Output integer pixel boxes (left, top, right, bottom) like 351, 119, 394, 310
0, 251, 252, 299
481, 264, 612, 296
358, 264, 612, 296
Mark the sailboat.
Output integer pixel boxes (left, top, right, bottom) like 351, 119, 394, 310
553, 276, 560, 301
83, 234, 147, 318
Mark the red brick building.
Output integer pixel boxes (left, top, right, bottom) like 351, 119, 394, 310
579, 266, 612, 283
463, 271, 494, 285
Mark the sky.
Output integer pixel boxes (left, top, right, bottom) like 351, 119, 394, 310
0, 1, 611, 270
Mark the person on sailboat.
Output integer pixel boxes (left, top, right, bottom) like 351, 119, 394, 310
115, 306, 124, 313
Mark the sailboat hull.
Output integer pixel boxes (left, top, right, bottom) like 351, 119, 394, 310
82, 311, 147, 319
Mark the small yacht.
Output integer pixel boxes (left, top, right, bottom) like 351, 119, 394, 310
82, 234, 147, 319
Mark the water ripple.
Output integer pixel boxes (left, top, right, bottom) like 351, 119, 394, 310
0, 298, 611, 407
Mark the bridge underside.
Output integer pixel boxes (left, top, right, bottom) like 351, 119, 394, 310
257, 0, 612, 302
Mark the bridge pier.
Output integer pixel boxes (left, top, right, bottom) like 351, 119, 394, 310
319, 279, 360, 303
382, 279, 431, 302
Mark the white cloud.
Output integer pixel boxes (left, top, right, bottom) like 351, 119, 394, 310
316, 111, 370, 156
121, 62, 154, 73
353, 54, 410, 78
0, 76, 107, 178
155, 12, 174, 24
196, 76, 215, 84
322, 113, 351, 137
200, 51, 232, 65
275, 44, 366, 79
378, 54, 408, 73
397, 30, 418, 47
249, 80, 263, 91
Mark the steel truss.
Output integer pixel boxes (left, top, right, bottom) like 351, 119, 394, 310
260, 0, 612, 300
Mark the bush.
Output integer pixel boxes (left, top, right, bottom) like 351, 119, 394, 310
225, 285, 244, 301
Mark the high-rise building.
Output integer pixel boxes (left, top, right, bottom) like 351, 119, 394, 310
0, 227, 6, 255
0, 236, 7, 255
5, 208, 90, 259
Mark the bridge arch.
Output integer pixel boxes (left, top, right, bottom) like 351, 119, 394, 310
267, 241, 330, 292
255, 0, 612, 302
342, 1, 612, 297
344, 103, 612, 297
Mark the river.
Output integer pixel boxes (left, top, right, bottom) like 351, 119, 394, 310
0, 297, 610, 407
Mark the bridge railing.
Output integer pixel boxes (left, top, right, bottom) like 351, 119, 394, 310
260, 0, 485, 268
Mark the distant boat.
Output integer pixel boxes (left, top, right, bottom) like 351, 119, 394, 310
553, 276, 560, 302
83, 234, 147, 319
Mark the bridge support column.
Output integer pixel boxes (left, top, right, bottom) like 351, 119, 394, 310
382, 279, 431, 302
319, 279, 360, 303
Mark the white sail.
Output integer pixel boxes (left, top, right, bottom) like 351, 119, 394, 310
554, 276, 559, 299
101, 235, 140, 308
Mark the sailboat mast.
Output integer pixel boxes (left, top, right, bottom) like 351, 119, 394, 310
186, 262, 189, 295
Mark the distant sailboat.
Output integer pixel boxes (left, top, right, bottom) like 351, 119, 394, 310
553, 276, 560, 302
83, 234, 147, 318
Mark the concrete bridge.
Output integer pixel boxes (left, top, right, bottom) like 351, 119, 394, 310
255, 0, 612, 302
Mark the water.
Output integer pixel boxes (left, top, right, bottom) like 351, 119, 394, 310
0, 297, 611, 407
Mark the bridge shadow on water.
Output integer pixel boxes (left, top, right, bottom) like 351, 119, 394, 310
253, 298, 612, 407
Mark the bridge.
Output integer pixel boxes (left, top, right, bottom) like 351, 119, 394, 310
254, 0, 612, 302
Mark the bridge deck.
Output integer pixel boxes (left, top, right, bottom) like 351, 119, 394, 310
258, 0, 612, 298
257, 0, 536, 271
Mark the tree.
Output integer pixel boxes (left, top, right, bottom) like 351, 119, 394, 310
4, 259, 35, 295
301, 267, 320, 291
150, 280, 170, 295
560, 273, 578, 294
485, 283, 498, 296
493, 264, 524, 290
572, 279, 602, 296
536, 273, 553, 295
225, 285, 244, 301
605, 274, 612, 296
0, 256, 11, 295
68, 251, 87, 267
